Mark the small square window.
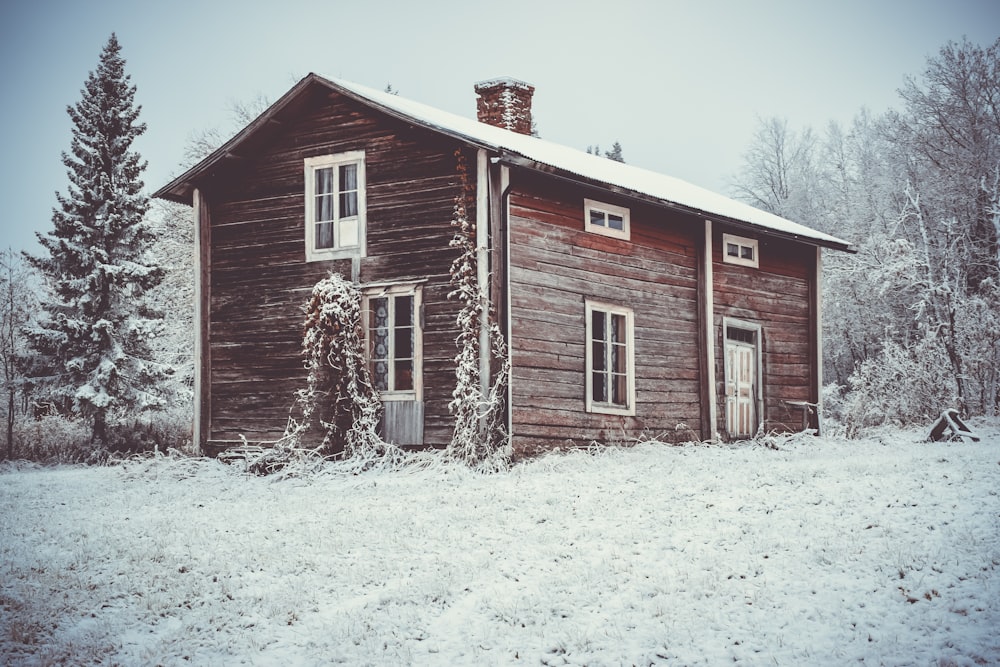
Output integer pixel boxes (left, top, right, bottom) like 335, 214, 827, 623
584, 199, 630, 240
722, 233, 759, 268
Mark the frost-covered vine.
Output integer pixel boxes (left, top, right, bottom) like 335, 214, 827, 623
446, 150, 511, 470
287, 273, 401, 464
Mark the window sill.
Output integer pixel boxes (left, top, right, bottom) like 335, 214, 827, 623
306, 246, 364, 263
587, 403, 635, 417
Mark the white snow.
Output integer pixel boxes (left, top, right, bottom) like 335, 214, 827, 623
330, 77, 851, 250
2, 425, 998, 665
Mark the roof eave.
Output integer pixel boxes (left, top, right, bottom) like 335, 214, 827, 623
497, 153, 856, 253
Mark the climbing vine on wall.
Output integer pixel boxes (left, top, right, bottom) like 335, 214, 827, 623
446, 149, 511, 470
290, 273, 401, 463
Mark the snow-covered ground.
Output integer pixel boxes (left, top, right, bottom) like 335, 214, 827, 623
2, 425, 998, 666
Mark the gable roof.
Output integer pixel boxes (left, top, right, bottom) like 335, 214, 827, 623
155, 73, 853, 252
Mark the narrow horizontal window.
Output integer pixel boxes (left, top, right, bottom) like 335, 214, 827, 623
584, 199, 630, 241
722, 233, 759, 268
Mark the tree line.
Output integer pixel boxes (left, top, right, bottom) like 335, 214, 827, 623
732, 38, 1000, 430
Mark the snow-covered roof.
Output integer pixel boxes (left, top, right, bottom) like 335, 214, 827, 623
155, 74, 852, 251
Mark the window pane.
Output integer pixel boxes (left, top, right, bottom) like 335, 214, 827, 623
608, 213, 624, 231
611, 314, 625, 344
371, 297, 389, 331
591, 310, 606, 341
315, 221, 334, 249
395, 326, 413, 359
611, 342, 626, 374
338, 218, 359, 247
394, 360, 414, 391
590, 210, 606, 228
340, 191, 358, 218
395, 296, 413, 326
727, 243, 739, 257
612, 372, 627, 405
592, 371, 607, 403
373, 361, 389, 391
370, 297, 389, 391
315, 167, 334, 195
741, 245, 754, 260
339, 163, 357, 191
316, 193, 334, 223
592, 340, 606, 371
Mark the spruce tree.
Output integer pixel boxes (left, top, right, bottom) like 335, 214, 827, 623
605, 141, 625, 163
25, 34, 168, 445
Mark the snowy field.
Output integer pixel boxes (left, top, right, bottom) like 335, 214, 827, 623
2, 426, 999, 666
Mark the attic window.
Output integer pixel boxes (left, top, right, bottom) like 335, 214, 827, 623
584, 199, 630, 241
722, 233, 758, 268
304, 151, 366, 261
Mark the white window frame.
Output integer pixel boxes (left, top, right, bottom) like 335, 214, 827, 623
362, 284, 422, 402
584, 198, 630, 241
585, 299, 636, 416
304, 151, 366, 261
722, 233, 759, 268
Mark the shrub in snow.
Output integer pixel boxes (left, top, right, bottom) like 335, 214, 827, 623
445, 150, 511, 471
284, 273, 402, 466
843, 335, 959, 436
11, 415, 99, 463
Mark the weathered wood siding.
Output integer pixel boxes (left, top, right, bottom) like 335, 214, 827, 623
507, 172, 702, 454
711, 226, 817, 436
198, 87, 467, 448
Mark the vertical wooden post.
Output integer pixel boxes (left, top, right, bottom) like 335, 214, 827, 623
476, 150, 490, 404
699, 219, 717, 441
192, 188, 211, 454
811, 246, 823, 434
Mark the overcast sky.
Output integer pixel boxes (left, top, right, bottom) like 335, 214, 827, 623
1, 0, 997, 256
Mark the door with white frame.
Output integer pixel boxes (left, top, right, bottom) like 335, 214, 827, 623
724, 320, 762, 438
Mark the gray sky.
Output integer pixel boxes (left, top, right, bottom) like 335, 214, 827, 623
1, 0, 997, 256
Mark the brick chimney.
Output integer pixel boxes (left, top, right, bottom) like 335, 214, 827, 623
474, 78, 535, 135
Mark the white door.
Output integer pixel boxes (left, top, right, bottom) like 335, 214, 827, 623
725, 340, 757, 438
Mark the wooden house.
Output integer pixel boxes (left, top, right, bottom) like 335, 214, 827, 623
154, 74, 853, 457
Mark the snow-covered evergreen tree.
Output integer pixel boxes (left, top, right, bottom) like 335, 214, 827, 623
24, 34, 169, 445
605, 141, 625, 163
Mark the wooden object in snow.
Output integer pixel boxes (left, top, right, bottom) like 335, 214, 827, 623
928, 409, 980, 442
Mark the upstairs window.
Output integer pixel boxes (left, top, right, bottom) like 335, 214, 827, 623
585, 300, 635, 415
584, 199, 630, 241
722, 233, 758, 268
363, 285, 422, 401
304, 151, 366, 261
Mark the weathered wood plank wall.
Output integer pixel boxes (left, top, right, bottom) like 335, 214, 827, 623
711, 226, 817, 436
507, 172, 703, 453
198, 87, 467, 447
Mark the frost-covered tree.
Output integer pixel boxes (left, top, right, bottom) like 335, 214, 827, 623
145, 200, 195, 401
0, 249, 35, 458
24, 34, 169, 445
734, 38, 1000, 427
585, 142, 625, 163
732, 117, 824, 223
182, 94, 271, 168
605, 141, 625, 163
